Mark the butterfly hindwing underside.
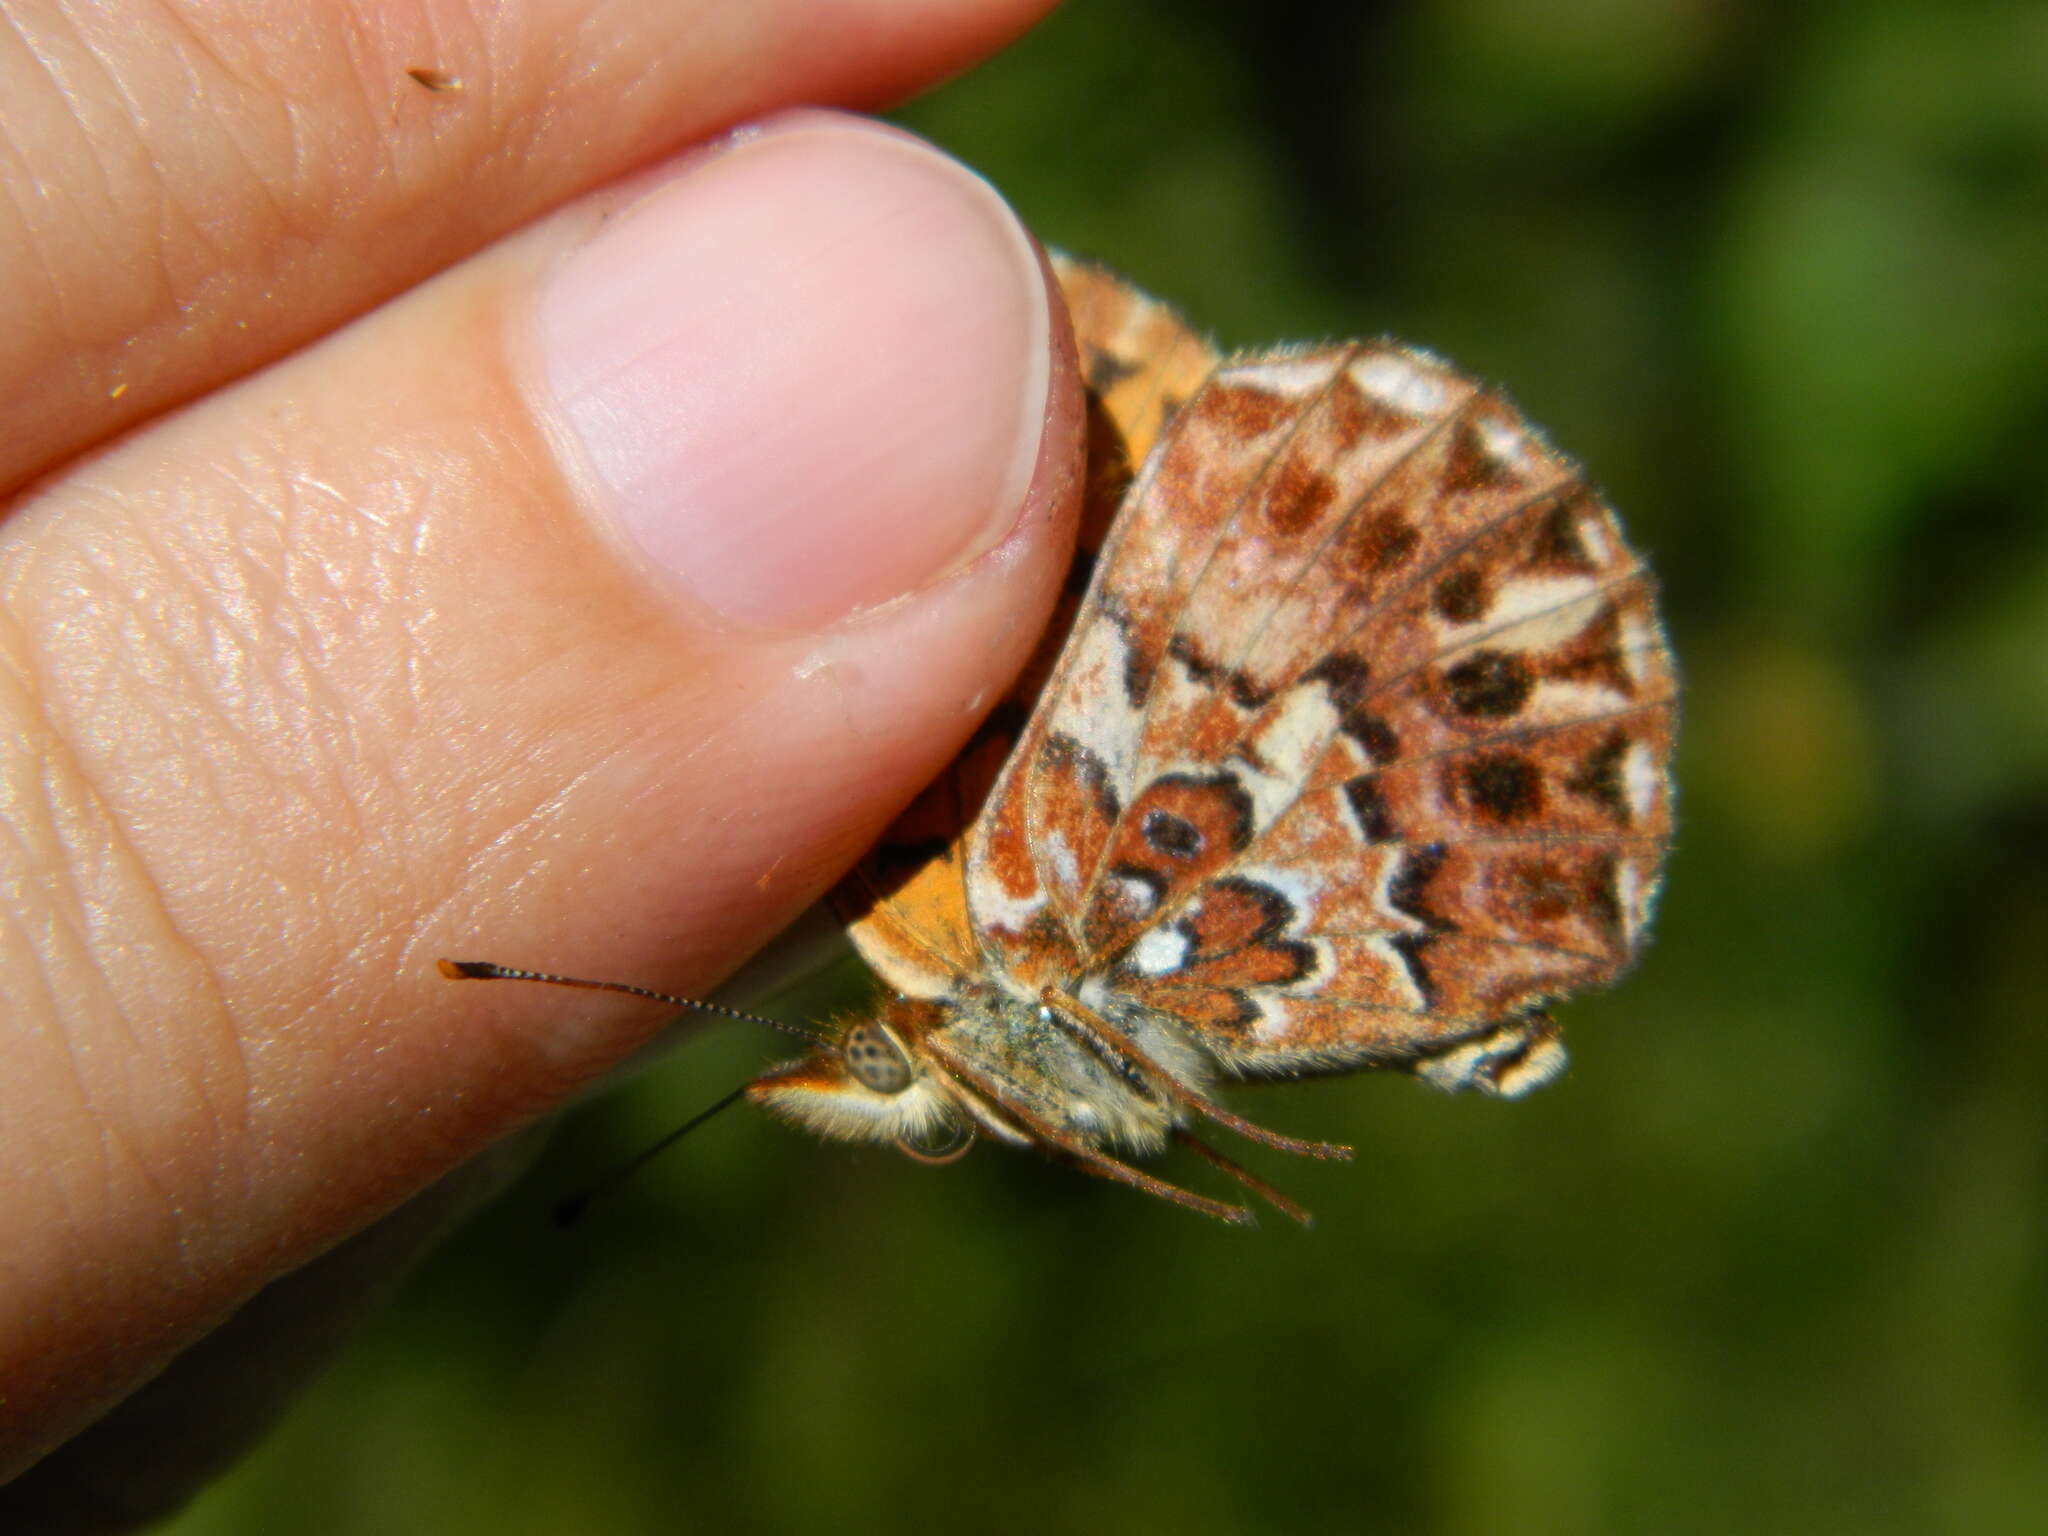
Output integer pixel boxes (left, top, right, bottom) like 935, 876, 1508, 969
768, 257, 1675, 1220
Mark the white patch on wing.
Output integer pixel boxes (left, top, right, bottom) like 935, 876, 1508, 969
1475, 414, 1538, 477
1617, 603, 1658, 687
1047, 619, 1143, 788
1236, 862, 1326, 932
1415, 1020, 1569, 1098
1230, 684, 1343, 823
1106, 870, 1160, 920
1490, 1032, 1569, 1097
1615, 857, 1654, 946
1624, 738, 1661, 824
1130, 925, 1192, 977
1247, 994, 1294, 1040
1043, 829, 1079, 895
1468, 588, 1612, 654
1576, 513, 1618, 569
1352, 350, 1453, 418
1458, 574, 1607, 638
1258, 683, 1341, 787
1223, 353, 1340, 399
969, 871, 1047, 939
1414, 1040, 1483, 1093
1532, 679, 1636, 720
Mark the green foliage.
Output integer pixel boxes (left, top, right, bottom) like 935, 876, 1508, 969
171, 3, 2048, 1531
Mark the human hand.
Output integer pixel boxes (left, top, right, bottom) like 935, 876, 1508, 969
0, 0, 1077, 1520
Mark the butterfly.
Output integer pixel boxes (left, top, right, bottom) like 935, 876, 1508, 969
451, 259, 1676, 1225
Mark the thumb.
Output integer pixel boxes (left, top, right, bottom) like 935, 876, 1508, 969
0, 111, 1080, 1473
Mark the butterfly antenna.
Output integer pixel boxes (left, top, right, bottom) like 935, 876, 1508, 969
437, 959, 829, 1045
552, 1083, 751, 1228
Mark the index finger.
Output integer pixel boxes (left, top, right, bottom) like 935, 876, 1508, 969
0, 0, 1055, 491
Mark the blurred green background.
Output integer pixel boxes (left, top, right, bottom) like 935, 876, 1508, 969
171, 2, 2048, 1532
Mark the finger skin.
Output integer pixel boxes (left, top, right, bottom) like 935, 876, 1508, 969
0, 116, 1083, 1478
0, 1135, 542, 1533
0, 0, 1057, 488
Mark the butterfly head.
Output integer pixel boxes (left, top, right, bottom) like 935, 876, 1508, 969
745, 998, 969, 1155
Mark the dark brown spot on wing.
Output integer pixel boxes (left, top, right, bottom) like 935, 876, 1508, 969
1168, 631, 1273, 711
1335, 509, 1422, 582
1043, 732, 1121, 826
1443, 418, 1516, 492
1502, 851, 1626, 950
1342, 773, 1395, 842
1142, 807, 1204, 858
1388, 932, 1439, 1009
1204, 382, 1295, 439
1257, 456, 1340, 537
1542, 602, 1635, 697
1388, 841, 1448, 927
1458, 751, 1544, 824
1433, 568, 1488, 623
1086, 773, 1257, 953
1443, 650, 1534, 719
1564, 731, 1631, 824
1085, 349, 1141, 396
1384, 842, 1452, 1009
1532, 500, 1599, 573
1325, 368, 1421, 445
1099, 591, 1164, 708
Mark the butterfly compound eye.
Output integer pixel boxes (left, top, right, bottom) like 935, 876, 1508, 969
841, 1023, 914, 1094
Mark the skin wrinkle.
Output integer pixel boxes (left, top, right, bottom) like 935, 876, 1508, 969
70, 9, 190, 341
4, 503, 298, 1258
0, 858, 85, 1144
9, 693, 212, 1276
151, 1, 240, 91
0, 12, 95, 355
72, 13, 288, 353
235, 563, 430, 1008
78, 533, 265, 850
143, 440, 410, 890
6, 620, 123, 1086
53, 720, 251, 1211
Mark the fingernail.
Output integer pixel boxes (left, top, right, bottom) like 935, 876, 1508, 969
537, 114, 1050, 631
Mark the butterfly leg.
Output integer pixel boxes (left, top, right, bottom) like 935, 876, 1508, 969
1041, 989, 1354, 1162
919, 1035, 1255, 1225
1172, 1130, 1314, 1226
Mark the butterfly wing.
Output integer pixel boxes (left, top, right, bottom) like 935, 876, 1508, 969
834, 258, 1221, 999
963, 336, 1676, 1093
